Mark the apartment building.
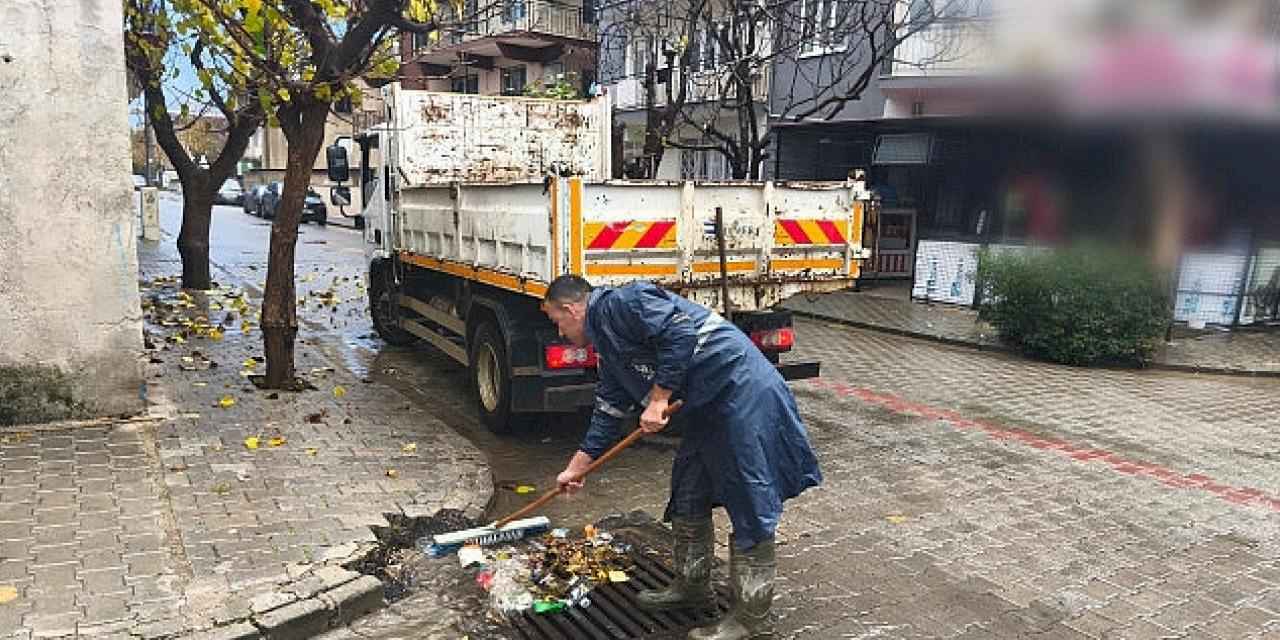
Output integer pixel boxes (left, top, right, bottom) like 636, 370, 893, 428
398, 0, 598, 97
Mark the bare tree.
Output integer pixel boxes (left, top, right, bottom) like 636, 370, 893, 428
125, 1, 265, 290
601, 0, 969, 179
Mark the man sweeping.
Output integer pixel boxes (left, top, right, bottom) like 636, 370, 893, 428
542, 274, 822, 640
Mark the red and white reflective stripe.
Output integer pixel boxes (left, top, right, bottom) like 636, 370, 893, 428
545, 344, 599, 369
750, 327, 795, 352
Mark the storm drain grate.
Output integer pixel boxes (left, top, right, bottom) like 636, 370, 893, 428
509, 551, 732, 640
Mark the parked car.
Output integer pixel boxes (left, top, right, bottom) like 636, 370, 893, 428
303, 188, 327, 225
215, 179, 244, 205
243, 184, 268, 216
259, 183, 327, 225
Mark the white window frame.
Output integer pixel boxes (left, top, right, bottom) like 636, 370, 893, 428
800, 0, 847, 58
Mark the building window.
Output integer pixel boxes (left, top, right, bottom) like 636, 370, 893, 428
582, 0, 597, 24
628, 37, 653, 78
544, 62, 566, 84
451, 73, 479, 94
412, 31, 432, 54
501, 65, 527, 95
800, 0, 846, 57
680, 145, 732, 180
502, 0, 526, 22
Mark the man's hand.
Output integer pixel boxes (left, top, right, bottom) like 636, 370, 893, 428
557, 451, 593, 494
639, 396, 671, 434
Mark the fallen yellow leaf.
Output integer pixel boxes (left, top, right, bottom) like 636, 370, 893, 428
401, 443, 417, 453
243, 436, 260, 450
242, 358, 257, 369
305, 448, 319, 456
218, 395, 236, 408
0, 584, 18, 604
385, 469, 399, 478
886, 515, 908, 524
332, 386, 346, 399
209, 328, 224, 341
515, 485, 536, 494
268, 436, 286, 447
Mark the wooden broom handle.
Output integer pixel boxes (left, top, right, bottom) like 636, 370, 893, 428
494, 400, 683, 529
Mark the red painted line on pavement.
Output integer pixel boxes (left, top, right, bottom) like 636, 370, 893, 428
806, 378, 1280, 513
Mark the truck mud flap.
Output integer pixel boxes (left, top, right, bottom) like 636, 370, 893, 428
777, 361, 820, 381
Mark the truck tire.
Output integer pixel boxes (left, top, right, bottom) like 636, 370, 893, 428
369, 286, 416, 346
470, 321, 530, 434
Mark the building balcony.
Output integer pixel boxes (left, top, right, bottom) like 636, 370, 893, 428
415, 0, 597, 65
881, 20, 994, 80
609, 69, 770, 112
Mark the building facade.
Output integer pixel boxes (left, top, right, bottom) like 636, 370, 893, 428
0, 0, 144, 421
766, 0, 1280, 328
398, 0, 598, 97
596, 0, 771, 180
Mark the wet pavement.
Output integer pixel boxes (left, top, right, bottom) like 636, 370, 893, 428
157, 194, 1280, 639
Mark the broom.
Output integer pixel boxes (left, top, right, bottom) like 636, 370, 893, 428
428, 400, 683, 555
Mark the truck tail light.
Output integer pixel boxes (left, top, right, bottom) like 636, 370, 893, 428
545, 344, 598, 369
750, 327, 795, 352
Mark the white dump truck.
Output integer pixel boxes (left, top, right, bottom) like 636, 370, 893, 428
329, 87, 870, 432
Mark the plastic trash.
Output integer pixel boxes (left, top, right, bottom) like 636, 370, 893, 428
533, 600, 567, 614
489, 558, 534, 615
459, 545, 485, 568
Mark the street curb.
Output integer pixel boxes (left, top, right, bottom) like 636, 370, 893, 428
181, 568, 388, 640
788, 307, 1014, 354
1142, 360, 1280, 379
791, 307, 1280, 379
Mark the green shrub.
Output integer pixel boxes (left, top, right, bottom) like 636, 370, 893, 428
977, 246, 1171, 366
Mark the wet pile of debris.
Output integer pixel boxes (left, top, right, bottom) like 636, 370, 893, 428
443, 526, 637, 619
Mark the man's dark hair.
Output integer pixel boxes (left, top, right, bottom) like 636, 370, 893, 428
545, 274, 593, 304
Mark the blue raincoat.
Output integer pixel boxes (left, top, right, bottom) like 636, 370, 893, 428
579, 282, 822, 550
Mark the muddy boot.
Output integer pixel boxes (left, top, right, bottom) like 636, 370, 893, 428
637, 517, 714, 611
688, 538, 775, 640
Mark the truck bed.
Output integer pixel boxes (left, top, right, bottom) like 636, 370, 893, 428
394, 178, 868, 312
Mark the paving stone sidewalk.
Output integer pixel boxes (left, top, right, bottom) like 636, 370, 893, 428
0, 245, 492, 639
783, 290, 1280, 376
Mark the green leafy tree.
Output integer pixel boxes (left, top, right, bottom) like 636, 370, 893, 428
125, 0, 266, 290
128, 0, 444, 388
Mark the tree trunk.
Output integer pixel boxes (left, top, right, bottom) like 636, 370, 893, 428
261, 102, 330, 388
177, 173, 214, 290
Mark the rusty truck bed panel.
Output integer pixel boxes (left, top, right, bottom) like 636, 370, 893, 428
394, 178, 870, 313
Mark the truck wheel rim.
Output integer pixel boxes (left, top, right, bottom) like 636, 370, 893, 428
477, 343, 500, 412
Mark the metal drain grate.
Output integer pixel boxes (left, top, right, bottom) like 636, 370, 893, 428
509, 551, 732, 640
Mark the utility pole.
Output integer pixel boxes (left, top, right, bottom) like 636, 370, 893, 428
143, 93, 154, 186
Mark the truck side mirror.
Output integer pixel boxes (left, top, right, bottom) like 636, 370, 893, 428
330, 186, 351, 207
326, 143, 350, 182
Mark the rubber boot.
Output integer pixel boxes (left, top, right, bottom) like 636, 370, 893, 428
688, 538, 775, 640
637, 517, 714, 611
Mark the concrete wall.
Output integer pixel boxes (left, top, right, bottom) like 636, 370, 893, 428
0, 0, 144, 420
